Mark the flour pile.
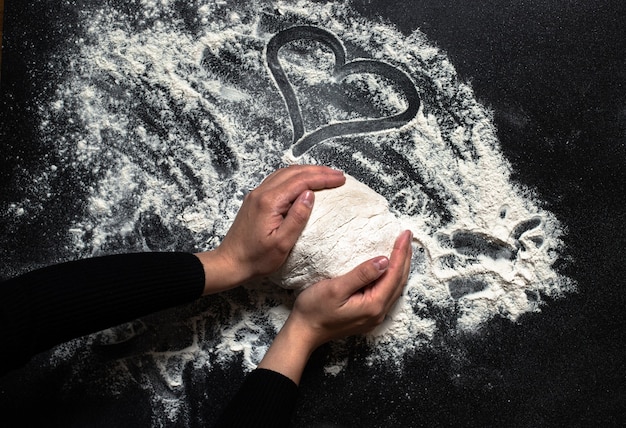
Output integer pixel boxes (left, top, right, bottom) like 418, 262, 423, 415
4, 0, 575, 419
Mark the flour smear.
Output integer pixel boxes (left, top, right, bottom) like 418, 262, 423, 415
14, 0, 574, 418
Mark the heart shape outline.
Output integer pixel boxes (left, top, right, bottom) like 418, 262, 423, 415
266, 25, 421, 157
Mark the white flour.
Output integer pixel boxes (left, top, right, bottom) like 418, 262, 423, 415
11, 0, 575, 419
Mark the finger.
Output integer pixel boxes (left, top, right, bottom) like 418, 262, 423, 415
247, 167, 345, 222
331, 256, 390, 299
270, 168, 345, 207
262, 165, 343, 188
275, 190, 315, 247
374, 230, 413, 306
281, 171, 345, 203
386, 237, 412, 310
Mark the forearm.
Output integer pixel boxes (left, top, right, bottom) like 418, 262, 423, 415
257, 316, 319, 385
214, 368, 298, 428
0, 252, 205, 375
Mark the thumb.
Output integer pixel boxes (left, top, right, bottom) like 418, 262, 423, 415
277, 190, 315, 243
334, 256, 389, 297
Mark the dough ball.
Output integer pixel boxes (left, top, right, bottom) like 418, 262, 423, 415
270, 174, 403, 291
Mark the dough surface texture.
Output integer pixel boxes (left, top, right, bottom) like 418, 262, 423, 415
270, 174, 403, 291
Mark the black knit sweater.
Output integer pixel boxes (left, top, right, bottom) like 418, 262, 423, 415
0, 252, 298, 427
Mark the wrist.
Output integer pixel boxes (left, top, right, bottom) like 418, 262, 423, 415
281, 315, 321, 357
257, 316, 319, 385
194, 249, 247, 295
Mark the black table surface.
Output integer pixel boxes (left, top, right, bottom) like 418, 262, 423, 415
1, 1, 625, 427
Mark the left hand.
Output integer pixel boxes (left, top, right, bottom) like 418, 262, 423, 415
196, 165, 345, 294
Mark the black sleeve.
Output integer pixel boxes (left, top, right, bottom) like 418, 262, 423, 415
0, 252, 205, 376
214, 368, 299, 428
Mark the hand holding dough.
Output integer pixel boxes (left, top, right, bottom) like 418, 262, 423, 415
270, 174, 404, 291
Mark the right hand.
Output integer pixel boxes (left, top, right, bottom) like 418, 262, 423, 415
257, 230, 413, 385
289, 230, 413, 349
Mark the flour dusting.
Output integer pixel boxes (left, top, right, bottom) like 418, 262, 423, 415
7, 0, 574, 418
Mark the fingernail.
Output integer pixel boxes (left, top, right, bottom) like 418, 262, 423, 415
300, 190, 314, 208
373, 257, 389, 271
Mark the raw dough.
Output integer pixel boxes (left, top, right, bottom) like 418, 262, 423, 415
270, 174, 403, 291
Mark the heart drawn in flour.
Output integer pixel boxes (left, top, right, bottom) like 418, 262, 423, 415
266, 25, 421, 157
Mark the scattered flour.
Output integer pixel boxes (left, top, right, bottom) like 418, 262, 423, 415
7, 0, 575, 419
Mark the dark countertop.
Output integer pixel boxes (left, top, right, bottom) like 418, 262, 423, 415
1, 1, 625, 426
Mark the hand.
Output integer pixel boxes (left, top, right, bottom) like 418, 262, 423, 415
290, 229, 413, 348
258, 230, 413, 384
196, 165, 345, 294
